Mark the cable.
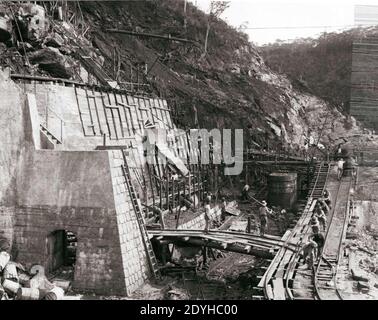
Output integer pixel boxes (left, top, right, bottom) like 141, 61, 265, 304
240, 24, 373, 30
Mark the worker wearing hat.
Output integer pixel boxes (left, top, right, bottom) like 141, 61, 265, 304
259, 200, 270, 236
220, 197, 227, 222
311, 216, 320, 234
314, 206, 327, 232
241, 184, 250, 201
278, 209, 287, 234
204, 193, 212, 233
301, 238, 318, 269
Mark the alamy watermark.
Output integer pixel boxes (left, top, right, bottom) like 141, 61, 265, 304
135, 128, 244, 176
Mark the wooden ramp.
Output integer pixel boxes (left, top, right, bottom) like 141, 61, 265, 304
148, 229, 297, 259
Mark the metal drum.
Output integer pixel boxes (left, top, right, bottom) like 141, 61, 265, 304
16, 287, 42, 300
268, 172, 297, 209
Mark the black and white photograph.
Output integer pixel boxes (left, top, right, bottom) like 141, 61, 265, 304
0, 0, 378, 307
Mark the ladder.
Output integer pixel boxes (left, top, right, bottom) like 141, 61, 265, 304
121, 156, 160, 280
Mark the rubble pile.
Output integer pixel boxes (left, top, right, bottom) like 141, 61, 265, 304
0, 251, 67, 300
0, 3, 98, 81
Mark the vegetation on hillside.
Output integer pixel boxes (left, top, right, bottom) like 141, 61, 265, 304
260, 28, 378, 113
0, 0, 361, 153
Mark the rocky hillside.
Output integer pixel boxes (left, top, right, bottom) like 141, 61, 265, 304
0, 0, 362, 154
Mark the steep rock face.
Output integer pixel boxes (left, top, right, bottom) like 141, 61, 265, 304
0, 1, 362, 153
77, 0, 360, 151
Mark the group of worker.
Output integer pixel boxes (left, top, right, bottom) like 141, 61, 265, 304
336, 156, 358, 180
300, 189, 331, 269
242, 183, 286, 236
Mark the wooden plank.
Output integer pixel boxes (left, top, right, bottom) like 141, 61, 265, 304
257, 230, 291, 288
93, 88, 108, 137
272, 279, 286, 300
274, 251, 294, 278
77, 87, 93, 136
265, 284, 274, 300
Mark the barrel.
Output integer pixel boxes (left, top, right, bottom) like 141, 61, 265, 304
268, 172, 297, 208
43, 286, 64, 300
16, 287, 42, 300
30, 264, 45, 276
53, 280, 70, 292
0, 251, 10, 271
18, 272, 32, 287
0, 284, 5, 299
0, 16, 11, 42
3, 263, 19, 282
2, 279, 20, 295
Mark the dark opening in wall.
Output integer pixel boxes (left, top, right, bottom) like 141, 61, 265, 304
45, 230, 77, 280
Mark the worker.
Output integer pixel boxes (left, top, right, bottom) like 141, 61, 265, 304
151, 206, 165, 229
259, 200, 271, 236
311, 232, 325, 261
171, 173, 179, 181
204, 202, 211, 233
350, 156, 358, 178
204, 192, 212, 206
310, 216, 320, 234
314, 206, 327, 232
337, 158, 345, 180
336, 144, 342, 159
322, 189, 331, 208
300, 238, 318, 269
202, 192, 212, 233
278, 209, 287, 233
318, 198, 330, 214
241, 184, 250, 201
220, 197, 227, 222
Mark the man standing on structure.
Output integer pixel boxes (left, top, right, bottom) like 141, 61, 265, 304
204, 193, 212, 233
337, 158, 345, 180
351, 156, 358, 178
151, 206, 165, 230
278, 209, 287, 234
259, 200, 271, 236
311, 232, 325, 261
220, 197, 227, 222
314, 205, 327, 232
241, 184, 250, 201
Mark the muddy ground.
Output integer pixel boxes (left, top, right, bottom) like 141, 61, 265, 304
336, 166, 378, 299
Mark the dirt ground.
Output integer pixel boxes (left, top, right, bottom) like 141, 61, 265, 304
337, 167, 378, 299
123, 193, 291, 300
59, 185, 296, 300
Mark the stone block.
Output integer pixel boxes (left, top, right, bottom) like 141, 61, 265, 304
351, 268, 369, 282
357, 281, 370, 293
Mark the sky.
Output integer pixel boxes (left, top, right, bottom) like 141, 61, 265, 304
188, 0, 378, 45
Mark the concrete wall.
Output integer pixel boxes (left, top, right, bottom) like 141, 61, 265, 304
177, 206, 222, 230
0, 77, 208, 296
16, 150, 115, 208
0, 69, 25, 250
108, 150, 150, 295
14, 150, 127, 295
24, 84, 104, 150
23, 83, 174, 151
